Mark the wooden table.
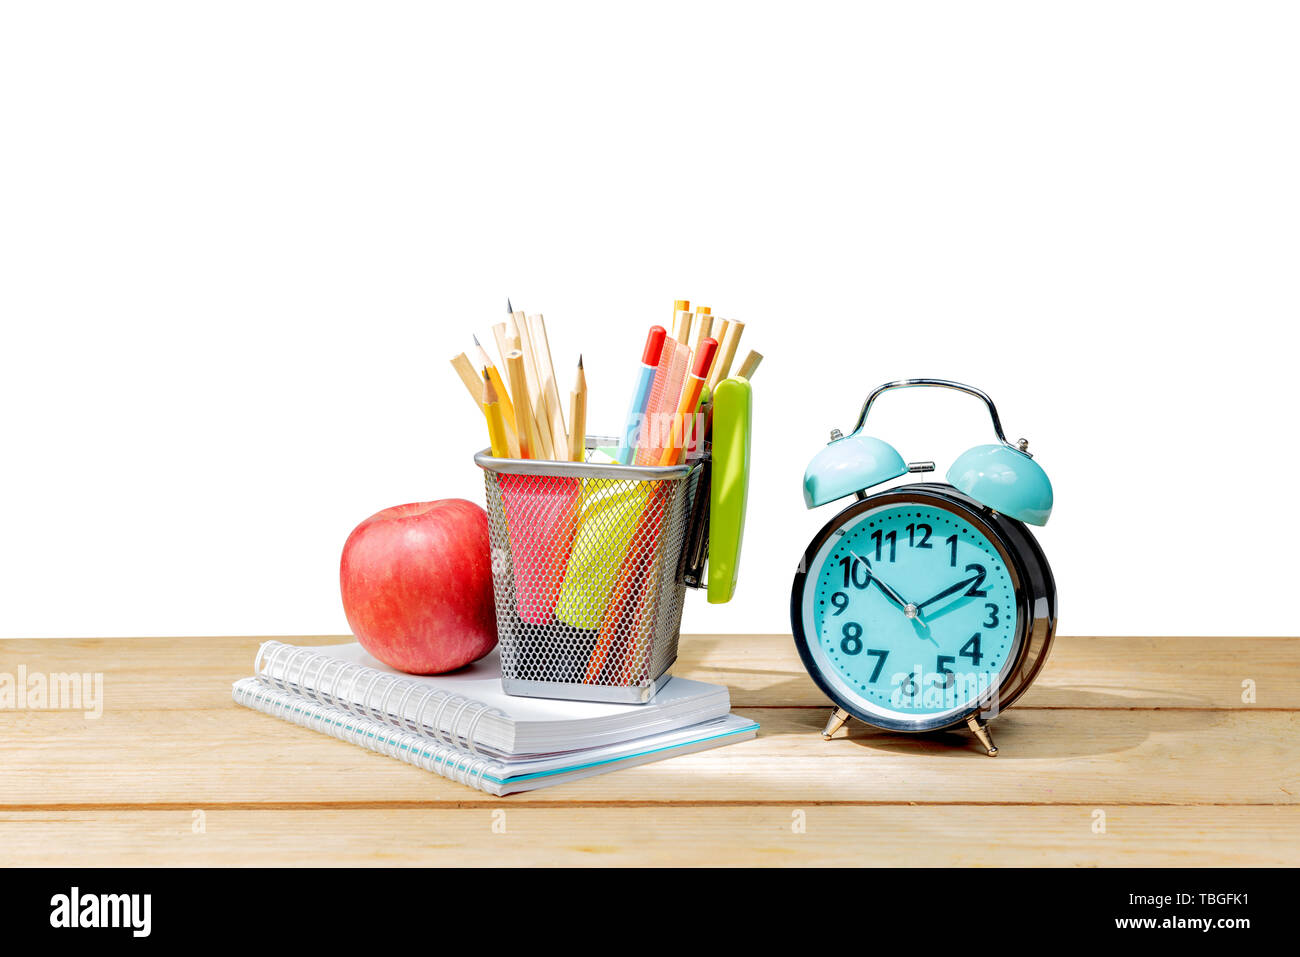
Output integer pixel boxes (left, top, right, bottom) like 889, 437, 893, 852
1, 635, 1296, 866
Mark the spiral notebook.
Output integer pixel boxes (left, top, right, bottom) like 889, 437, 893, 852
233, 640, 758, 795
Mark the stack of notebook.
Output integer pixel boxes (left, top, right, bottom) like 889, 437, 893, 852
233, 640, 758, 795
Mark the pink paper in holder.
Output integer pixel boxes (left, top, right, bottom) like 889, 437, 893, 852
498, 473, 581, 625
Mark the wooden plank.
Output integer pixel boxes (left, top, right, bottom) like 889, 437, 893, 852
2, 635, 1295, 711
1, 806, 1294, 867
0, 636, 351, 712
684, 634, 1300, 709
1, 706, 1295, 808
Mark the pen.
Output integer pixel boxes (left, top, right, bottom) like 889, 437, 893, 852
616, 325, 667, 464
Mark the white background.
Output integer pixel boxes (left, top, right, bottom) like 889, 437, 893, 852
2, 2, 1297, 639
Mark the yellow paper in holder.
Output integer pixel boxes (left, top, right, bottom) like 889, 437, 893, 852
553, 481, 653, 631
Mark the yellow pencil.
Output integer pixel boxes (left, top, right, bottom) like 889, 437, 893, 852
474, 335, 520, 457
482, 369, 510, 457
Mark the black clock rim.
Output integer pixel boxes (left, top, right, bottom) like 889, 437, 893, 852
789, 483, 1055, 734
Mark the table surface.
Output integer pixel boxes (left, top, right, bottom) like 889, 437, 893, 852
1, 634, 1296, 866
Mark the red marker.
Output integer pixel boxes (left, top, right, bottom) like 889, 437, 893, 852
617, 326, 668, 464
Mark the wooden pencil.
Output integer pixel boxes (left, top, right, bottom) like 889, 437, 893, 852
673, 299, 692, 345
736, 349, 763, 380
451, 352, 484, 405
692, 313, 714, 357
567, 355, 587, 462
515, 314, 556, 459
474, 335, 520, 457
674, 310, 694, 347
507, 303, 525, 365
505, 349, 540, 459
707, 319, 744, 391
707, 320, 732, 390
529, 313, 569, 457
491, 322, 513, 391
482, 369, 510, 457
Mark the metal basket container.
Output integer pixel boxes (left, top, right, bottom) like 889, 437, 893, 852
475, 436, 706, 704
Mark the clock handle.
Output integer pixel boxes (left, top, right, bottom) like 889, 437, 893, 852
849, 378, 1015, 450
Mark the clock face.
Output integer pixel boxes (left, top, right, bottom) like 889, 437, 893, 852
797, 496, 1024, 729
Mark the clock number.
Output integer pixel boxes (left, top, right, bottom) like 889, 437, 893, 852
865, 648, 889, 683
906, 523, 933, 549
983, 603, 999, 628
830, 591, 850, 616
840, 621, 863, 656
871, 529, 897, 562
838, 555, 871, 589
946, 534, 958, 567
933, 655, 956, 689
959, 633, 984, 666
964, 563, 988, 597
901, 671, 920, 697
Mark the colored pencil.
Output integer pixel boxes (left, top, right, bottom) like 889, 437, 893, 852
736, 349, 763, 380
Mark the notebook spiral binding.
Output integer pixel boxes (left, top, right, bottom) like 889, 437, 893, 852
232, 680, 499, 790
253, 641, 506, 756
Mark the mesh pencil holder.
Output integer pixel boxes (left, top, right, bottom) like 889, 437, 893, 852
475, 436, 707, 704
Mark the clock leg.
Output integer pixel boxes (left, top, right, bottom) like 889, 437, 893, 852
821, 708, 851, 739
965, 715, 998, 756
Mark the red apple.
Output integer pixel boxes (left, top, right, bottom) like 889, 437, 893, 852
340, 499, 497, 674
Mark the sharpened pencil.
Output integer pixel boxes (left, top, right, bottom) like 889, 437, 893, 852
475, 334, 520, 457
568, 355, 587, 462
482, 368, 510, 457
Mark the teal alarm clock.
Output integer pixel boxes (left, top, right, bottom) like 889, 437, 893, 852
790, 379, 1057, 756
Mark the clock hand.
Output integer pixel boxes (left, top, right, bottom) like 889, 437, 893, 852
871, 571, 910, 611
916, 573, 982, 612
848, 550, 936, 642
926, 596, 979, 624
847, 551, 908, 611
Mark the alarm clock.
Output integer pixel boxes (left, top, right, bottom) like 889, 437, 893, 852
790, 379, 1057, 756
